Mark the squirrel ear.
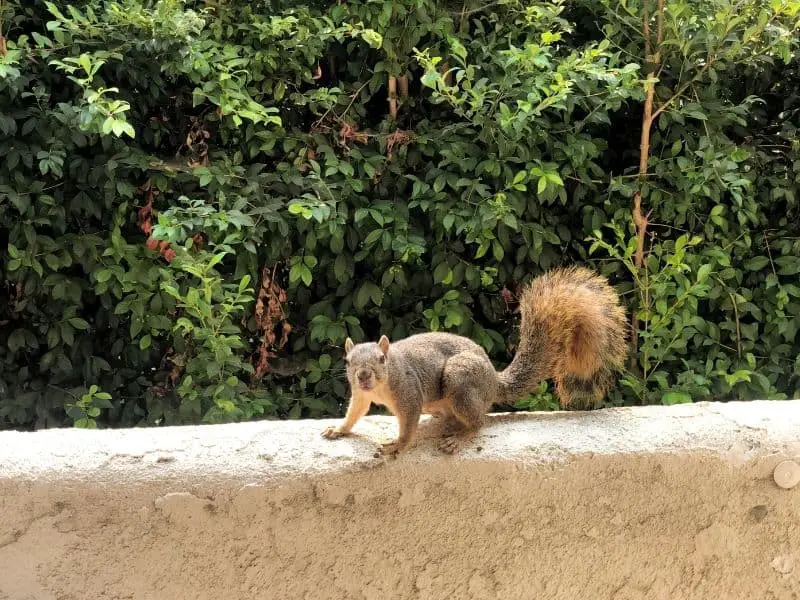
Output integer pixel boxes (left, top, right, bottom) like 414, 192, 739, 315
344, 338, 354, 355
377, 335, 390, 356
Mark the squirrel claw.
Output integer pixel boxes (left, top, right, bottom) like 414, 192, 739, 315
378, 441, 402, 458
321, 426, 346, 440
439, 435, 466, 454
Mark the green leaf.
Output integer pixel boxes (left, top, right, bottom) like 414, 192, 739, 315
775, 256, 800, 276
45, 254, 60, 271
696, 263, 712, 282
661, 392, 692, 405
95, 269, 113, 283
101, 117, 115, 135
744, 256, 769, 271
319, 354, 332, 370
444, 309, 462, 327
60, 323, 75, 346
433, 262, 450, 284
545, 172, 564, 187
355, 281, 382, 309
140, 335, 152, 350
289, 261, 312, 286
334, 254, 349, 282
46, 327, 60, 349
69, 318, 90, 330
300, 264, 313, 287
364, 229, 383, 245
8, 329, 27, 353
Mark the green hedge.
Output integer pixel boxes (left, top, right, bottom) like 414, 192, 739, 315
1, 0, 799, 429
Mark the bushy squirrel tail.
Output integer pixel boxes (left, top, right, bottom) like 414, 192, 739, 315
497, 266, 628, 409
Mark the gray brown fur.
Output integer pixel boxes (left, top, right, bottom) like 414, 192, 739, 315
322, 266, 627, 455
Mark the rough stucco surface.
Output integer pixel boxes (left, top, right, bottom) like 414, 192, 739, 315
1, 401, 799, 600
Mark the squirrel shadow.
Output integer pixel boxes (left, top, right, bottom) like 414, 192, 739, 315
341, 409, 604, 454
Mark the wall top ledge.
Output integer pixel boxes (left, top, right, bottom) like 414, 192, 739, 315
1, 400, 799, 486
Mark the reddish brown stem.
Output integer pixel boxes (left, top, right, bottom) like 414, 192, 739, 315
441, 61, 453, 86
631, 0, 664, 370
387, 75, 397, 120
397, 75, 409, 98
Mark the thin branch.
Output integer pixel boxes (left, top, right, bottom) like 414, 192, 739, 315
643, 0, 650, 67
656, 0, 664, 52
651, 60, 714, 121
448, 1, 505, 17
729, 290, 742, 359
311, 79, 370, 131
763, 230, 778, 279
630, 0, 665, 371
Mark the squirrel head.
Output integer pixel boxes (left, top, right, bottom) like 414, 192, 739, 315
343, 335, 390, 392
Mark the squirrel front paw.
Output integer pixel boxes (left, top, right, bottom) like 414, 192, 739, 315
321, 426, 347, 440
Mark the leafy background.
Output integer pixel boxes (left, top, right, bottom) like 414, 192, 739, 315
1, 0, 799, 430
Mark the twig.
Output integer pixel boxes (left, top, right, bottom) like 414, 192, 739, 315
312, 79, 370, 131
763, 230, 778, 279
448, 1, 505, 16
651, 60, 713, 121
729, 290, 742, 359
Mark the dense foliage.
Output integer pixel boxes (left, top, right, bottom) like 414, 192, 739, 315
1, 0, 799, 429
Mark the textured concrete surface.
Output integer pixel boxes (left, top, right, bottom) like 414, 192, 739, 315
1, 401, 799, 599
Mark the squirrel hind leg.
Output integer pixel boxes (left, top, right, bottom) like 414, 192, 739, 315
439, 399, 484, 454
439, 353, 494, 454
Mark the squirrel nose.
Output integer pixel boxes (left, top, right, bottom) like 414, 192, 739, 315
357, 369, 370, 381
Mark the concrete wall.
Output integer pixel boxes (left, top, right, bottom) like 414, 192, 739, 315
1, 401, 799, 600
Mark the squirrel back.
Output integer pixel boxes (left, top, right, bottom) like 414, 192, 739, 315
498, 266, 628, 408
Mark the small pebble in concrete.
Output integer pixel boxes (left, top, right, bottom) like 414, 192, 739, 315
773, 460, 800, 489
748, 504, 768, 522
771, 554, 795, 574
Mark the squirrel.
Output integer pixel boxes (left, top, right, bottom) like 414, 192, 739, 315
321, 266, 628, 456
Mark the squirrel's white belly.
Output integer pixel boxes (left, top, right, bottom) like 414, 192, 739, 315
356, 383, 396, 412
355, 383, 452, 417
